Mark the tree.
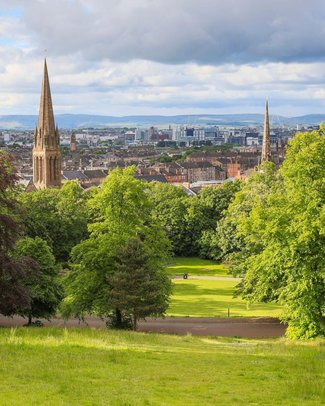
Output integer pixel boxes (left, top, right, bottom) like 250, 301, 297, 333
212, 166, 276, 274
19, 181, 89, 262
14, 237, 63, 324
224, 130, 325, 338
62, 167, 171, 328
148, 182, 189, 255
0, 151, 35, 315
197, 181, 241, 258
109, 237, 171, 330
148, 181, 241, 258
198, 180, 241, 225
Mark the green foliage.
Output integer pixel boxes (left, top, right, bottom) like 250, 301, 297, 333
198, 180, 241, 223
19, 181, 89, 262
63, 167, 171, 326
198, 229, 221, 259
109, 237, 171, 330
14, 237, 63, 323
197, 181, 241, 258
157, 154, 174, 163
0, 151, 35, 316
149, 180, 241, 257
221, 130, 325, 338
149, 182, 189, 255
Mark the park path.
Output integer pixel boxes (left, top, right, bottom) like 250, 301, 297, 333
0, 315, 286, 338
172, 275, 242, 281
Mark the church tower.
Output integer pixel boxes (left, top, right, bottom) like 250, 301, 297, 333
261, 100, 271, 162
33, 59, 61, 189
70, 133, 77, 152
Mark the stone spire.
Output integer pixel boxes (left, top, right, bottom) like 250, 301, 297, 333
261, 100, 271, 162
33, 59, 61, 189
38, 59, 56, 138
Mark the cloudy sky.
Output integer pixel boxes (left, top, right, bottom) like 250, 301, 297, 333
0, 0, 325, 116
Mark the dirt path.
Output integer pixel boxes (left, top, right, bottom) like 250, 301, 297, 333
0, 315, 286, 338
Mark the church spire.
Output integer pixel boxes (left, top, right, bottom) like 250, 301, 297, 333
38, 58, 56, 139
261, 100, 271, 162
33, 59, 61, 189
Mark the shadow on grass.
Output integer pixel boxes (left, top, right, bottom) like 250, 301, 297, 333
172, 282, 235, 297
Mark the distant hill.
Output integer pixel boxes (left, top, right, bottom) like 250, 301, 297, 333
0, 113, 324, 129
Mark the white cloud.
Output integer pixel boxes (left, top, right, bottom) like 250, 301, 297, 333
14, 0, 325, 65
0, 1, 325, 115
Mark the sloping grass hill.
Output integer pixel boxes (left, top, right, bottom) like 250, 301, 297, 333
0, 328, 323, 406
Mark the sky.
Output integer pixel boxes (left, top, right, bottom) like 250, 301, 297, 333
0, 0, 325, 116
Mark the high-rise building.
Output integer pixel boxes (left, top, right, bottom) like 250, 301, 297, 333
33, 59, 61, 189
261, 100, 271, 162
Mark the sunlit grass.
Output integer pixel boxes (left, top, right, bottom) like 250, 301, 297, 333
0, 327, 324, 405
168, 279, 282, 317
166, 257, 229, 277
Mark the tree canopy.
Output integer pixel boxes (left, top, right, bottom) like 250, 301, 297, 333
148, 180, 241, 257
14, 237, 63, 324
62, 167, 171, 329
19, 181, 90, 262
0, 151, 35, 316
219, 130, 325, 339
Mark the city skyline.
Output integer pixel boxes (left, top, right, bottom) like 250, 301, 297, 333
1, 0, 325, 116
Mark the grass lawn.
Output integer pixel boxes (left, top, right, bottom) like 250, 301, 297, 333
165, 258, 281, 318
166, 257, 229, 277
0, 328, 323, 406
168, 279, 282, 317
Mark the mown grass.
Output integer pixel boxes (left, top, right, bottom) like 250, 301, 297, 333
168, 279, 282, 317
165, 257, 229, 277
165, 258, 280, 318
0, 327, 323, 406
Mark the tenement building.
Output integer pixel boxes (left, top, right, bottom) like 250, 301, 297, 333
32, 59, 61, 189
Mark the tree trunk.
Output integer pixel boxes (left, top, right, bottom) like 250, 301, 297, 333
133, 313, 137, 331
115, 308, 122, 326
28, 314, 32, 325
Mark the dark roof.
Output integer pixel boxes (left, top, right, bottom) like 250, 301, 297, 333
215, 157, 229, 164
83, 170, 108, 178
188, 152, 206, 158
134, 174, 167, 183
167, 162, 181, 169
159, 169, 170, 176
63, 171, 88, 180
80, 182, 101, 189
180, 161, 214, 169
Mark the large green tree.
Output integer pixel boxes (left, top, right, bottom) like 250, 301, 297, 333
148, 182, 192, 255
19, 181, 90, 262
109, 237, 171, 330
223, 130, 325, 339
0, 151, 35, 315
149, 180, 241, 258
62, 167, 171, 328
15, 237, 63, 324
197, 180, 241, 258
